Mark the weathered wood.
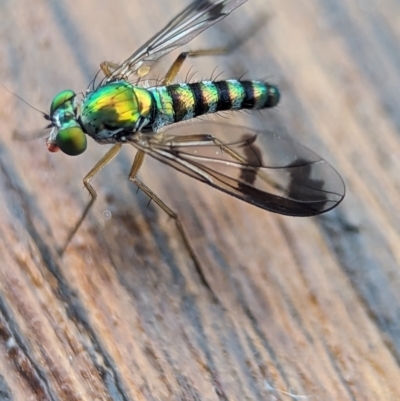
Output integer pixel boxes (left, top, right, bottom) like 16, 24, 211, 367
0, 0, 399, 400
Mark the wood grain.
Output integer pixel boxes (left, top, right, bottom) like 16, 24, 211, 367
1, 0, 400, 400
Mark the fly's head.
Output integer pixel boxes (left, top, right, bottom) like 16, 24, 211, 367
46, 90, 87, 156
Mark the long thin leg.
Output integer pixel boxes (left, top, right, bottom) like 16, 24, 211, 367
162, 13, 269, 85
129, 150, 216, 299
101, 50, 226, 84
59, 144, 123, 255
162, 133, 281, 191
100, 61, 121, 77
100, 48, 234, 85
162, 49, 228, 85
164, 133, 253, 164
198, 135, 282, 190
100, 12, 268, 83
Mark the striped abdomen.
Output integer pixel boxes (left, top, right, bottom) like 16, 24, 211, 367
148, 80, 280, 132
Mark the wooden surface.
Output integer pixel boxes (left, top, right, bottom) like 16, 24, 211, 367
0, 0, 400, 400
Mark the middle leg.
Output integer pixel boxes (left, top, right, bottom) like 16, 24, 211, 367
128, 150, 216, 298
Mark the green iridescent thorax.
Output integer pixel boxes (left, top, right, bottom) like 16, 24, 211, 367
80, 81, 153, 136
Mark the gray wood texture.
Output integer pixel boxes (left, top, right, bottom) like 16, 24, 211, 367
0, 0, 399, 400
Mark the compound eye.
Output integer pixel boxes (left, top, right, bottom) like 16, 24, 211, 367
50, 89, 76, 115
56, 127, 87, 156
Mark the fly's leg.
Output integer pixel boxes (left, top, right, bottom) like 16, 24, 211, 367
59, 144, 123, 255
129, 150, 216, 299
162, 133, 251, 164
162, 49, 229, 85
162, 14, 268, 85
206, 136, 282, 190
99, 12, 267, 83
102, 47, 234, 84
165, 133, 250, 163
100, 48, 237, 84
100, 61, 120, 77
165, 133, 281, 191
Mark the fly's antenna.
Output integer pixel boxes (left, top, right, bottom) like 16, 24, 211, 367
2, 84, 50, 120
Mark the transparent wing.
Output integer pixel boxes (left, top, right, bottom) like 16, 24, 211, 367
131, 123, 345, 216
103, 0, 247, 83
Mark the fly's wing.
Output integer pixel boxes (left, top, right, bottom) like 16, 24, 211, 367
103, 0, 247, 82
134, 123, 345, 216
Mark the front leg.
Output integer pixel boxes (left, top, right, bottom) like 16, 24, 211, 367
59, 144, 123, 255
